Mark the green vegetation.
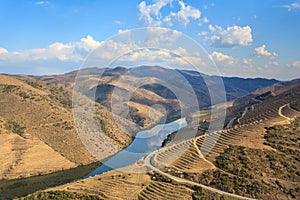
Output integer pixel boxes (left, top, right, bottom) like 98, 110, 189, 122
21, 191, 103, 200
48, 86, 72, 109
196, 169, 275, 198
52, 121, 74, 130
192, 186, 207, 200
191, 185, 235, 200
290, 101, 300, 111
264, 121, 300, 155
129, 106, 146, 127
1, 84, 30, 100
6, 120, 25, 136
22, 79, 43, 90
215, 145, 299, 182
1, 84, 18, 93
19, 91, 30, 99
188, 120, 300, 198
149, 171, 173, 183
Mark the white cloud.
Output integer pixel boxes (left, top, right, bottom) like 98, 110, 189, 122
198, 16, 209, 26
171, 1, 201, 26
163, 15, 173, 26
144, 28, 182, 46
0, 35, 101, 63
0, 48, 8, 54
203, 17, 209, 23
117, 29, 131, 35
277, 2, 300, 11
173, 47, 189, 56
242, 58, 253, 66
114, 20, 121, 25
254, 45, 278, 58
138, 0, 173, 26
197, 31, 207, 36
210, 51, 236, 66
291, 60, 300, 68
209, 25, 253, 48
75, 35, 102, 52
34, 1, 49, 5
0, 29, 183, 68
138, 0, 202, 27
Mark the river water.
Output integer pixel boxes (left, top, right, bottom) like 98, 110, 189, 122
85, 118, 187, 178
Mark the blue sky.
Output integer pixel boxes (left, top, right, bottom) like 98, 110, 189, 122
0, 0, 299, 80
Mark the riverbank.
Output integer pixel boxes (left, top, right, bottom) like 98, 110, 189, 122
0, 161, 100, 200
85, 118, 187, 177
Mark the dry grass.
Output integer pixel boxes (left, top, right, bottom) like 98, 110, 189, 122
0, 74, 133, 182
0, 133, 76, 180
52, 171, 151, 200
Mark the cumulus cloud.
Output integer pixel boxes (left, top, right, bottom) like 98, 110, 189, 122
210, 51, 236, 66
0, 29, 202, 73
0, 35, 101, 64
277, 2, 300, 11
242, 58, 253, 66
208, 25, 253, 48
144, 28, 182, 46
138, 0, 202, 27
254, 45, 278, 58
119, 49, 205, 71
138, 0, 173, 26
291, 60, 300, 68
167, 1, 201, 27
0, 48, 8, 54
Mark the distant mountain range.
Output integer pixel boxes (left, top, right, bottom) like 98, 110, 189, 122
30, 66, 280, 128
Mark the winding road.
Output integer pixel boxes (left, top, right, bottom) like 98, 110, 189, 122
145, 148, 255, 200
278, 104, 292, 120
143, 102, 299, 199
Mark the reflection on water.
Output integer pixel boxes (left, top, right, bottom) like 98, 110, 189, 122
0, 162, 100, 200
85, 118, 187, 178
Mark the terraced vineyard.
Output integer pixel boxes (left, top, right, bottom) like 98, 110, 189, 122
149, 81, 300, 199
50, 172, 151, 200
20, 80, 300, 199
138, 182, 193, 200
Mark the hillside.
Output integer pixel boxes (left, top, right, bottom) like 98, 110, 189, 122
31, 66, 279, 129
0, 74, 132, 181
152, 79, 300, 199
20, 77, 300, 199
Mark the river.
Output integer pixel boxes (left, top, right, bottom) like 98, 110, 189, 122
85, 118, 187, 178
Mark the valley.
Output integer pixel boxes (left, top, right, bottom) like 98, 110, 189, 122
2, 1, 300, 199
0, 67, 299, 199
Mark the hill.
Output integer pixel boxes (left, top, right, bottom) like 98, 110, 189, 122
20, 76, 300, 200
0, 74, 132, 181
31, 66, 279, 129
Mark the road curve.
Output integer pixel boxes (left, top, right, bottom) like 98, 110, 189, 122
145, 149, 256, 200
278, 104, 292, 120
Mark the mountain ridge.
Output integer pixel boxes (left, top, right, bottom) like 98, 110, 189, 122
26, 66, 280, 129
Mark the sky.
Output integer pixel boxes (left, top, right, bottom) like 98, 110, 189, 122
0, 0, 299, 80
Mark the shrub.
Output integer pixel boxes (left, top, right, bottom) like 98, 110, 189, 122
21, 191, 103, 200
7, 120, 25, 136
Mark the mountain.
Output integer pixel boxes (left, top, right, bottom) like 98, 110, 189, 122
0, 74, 132, 180
31, 66, 279, 128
